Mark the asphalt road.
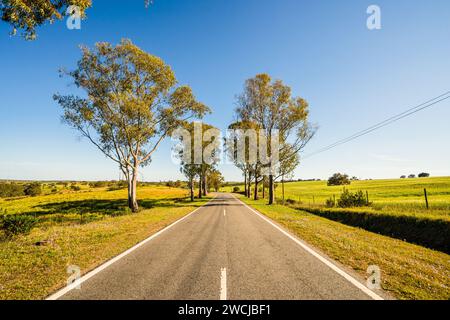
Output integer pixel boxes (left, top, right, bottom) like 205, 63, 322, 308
53, 193, 383, 300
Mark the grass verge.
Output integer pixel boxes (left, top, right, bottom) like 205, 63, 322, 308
238, 195, 450, 300
0, 187, 211, 300
294, 205, 450, 254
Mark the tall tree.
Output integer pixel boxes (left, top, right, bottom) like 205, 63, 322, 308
54, 39, 209, 212
174, 121, 220, 201
176, 129, 197, 202
1, 0, 91, 39
208, 169, 224, 192
226, 120, 261, 199
277, 145, 300, 203
235, 73, 316, 204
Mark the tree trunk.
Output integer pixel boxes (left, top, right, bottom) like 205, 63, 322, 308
247, 171, 252, 198
127, 171, 139, 212
189, 177, 194, 202
268, 174, 274, 205
262, 179, 265, 199
254, 176, 259, 200
198, 175, 202, 199
244, 171, 247, 196
282, 175, 285, 204
202, 173, 207, 196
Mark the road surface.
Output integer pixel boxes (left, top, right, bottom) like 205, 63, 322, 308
50, 193, 383, 300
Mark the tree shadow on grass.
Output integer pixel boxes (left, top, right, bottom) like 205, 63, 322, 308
23, 196, 208, 225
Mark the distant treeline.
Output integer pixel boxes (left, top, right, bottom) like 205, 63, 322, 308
0, 182, 42, 198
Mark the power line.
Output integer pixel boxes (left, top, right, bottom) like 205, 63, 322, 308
303, 91, 450, 159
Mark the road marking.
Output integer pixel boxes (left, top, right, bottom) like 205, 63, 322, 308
46, 196, 218, 300
231, 194, 384, 301
223, 209, 226, 217
220, 268, 227, 300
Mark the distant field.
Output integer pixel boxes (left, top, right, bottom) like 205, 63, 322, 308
225, 177, 450, 220
0, 185, 209, 300
225, 177, 450, 253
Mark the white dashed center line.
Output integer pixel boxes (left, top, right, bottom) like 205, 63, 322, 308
220, 268, 227, 300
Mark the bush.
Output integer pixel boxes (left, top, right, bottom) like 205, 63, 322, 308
233, 186, 240, 193
418, 172, 430, 178
1, 214, 38, 238
325, 197, 335, 208
0, 182, 25, 198
327, 173, 351, 186
24, 183, 42, 196
70, 185, 81, 191
89, 181, 108, 188
337, 189, 369, 208
285, 199, 297, 205
408, 174, 416, 179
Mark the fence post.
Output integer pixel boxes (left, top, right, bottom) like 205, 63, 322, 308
424, 188, 429, 209
366, 190, 369, 205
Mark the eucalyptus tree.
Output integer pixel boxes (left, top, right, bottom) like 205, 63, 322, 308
174, 121, 220, 200
54, 39, 209, 212
276, 145, 300, 202
226, 121, 261, 198
208, 169, 224, 192
235, 73, 316, 204
1, 0, 91, 39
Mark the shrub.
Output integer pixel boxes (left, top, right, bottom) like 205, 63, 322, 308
70, 185, 81, 191
24, 183, 42, 196
233, 186, 240, 193
1, 214, 38, 237
285, 199, 297, 205
327, 173, 351, 186
337, 189, 369, 208
408, 174, 416, 179
418, 172, 430, 178
400, 175, 406, 179
89, 181, 108, 188
325, 197, 335, 208
0, 182, 25, 198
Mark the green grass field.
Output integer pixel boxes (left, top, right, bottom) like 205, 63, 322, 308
225, 177, 450, 220
225, 177, 450, 253
0, 185, 210, 300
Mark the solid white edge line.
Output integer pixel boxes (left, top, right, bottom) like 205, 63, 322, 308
231, 194, 384, 301
46, 195, 218, 300
220, 268, 227, 300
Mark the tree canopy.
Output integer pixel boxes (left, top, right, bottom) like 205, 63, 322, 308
1, 0, 91, 39
234, 73, 316, 204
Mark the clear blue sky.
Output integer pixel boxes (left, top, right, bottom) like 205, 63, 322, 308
1, 0, 449, 182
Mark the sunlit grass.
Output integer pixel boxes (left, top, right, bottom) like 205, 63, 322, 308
0, 186, 209, 300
